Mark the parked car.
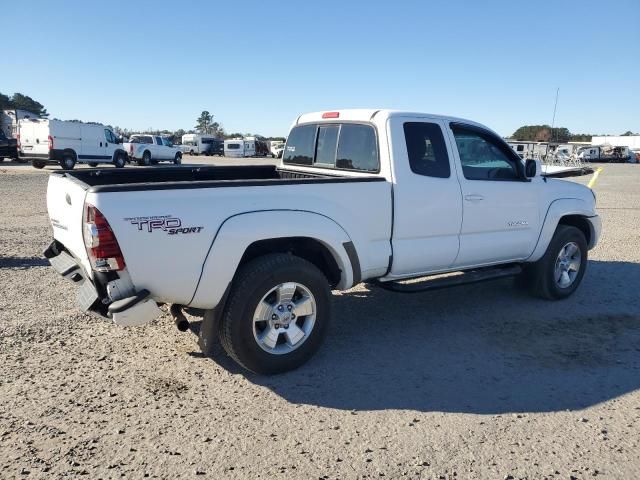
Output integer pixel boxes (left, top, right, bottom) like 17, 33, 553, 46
44, 109, 601, 374
123, 134, 182, 165
0, 128, 19, 161
19, 119, 127, 169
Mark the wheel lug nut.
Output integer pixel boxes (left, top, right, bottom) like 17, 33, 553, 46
287, 305, 292, 311
284, 325, 289, 329
272, 314, 277, 320
277, 305, 284, 311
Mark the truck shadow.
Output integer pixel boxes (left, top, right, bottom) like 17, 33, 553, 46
202, 260, 640, 414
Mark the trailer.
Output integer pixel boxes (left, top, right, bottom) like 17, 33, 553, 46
577, 145, 634, 163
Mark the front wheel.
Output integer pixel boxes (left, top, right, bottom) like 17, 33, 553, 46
88, 162, 99, 167
217, 254, 331, 374
173, 152, 182, 165
520, 225, 588, 300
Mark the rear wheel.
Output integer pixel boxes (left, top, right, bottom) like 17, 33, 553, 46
520, 225, 588, 300
88, 162, 99, 167
60, 151, 76, 170
139, 150, 151, 166
114, 153, 126, 168
32, 159, 46, 169
217, 254, 331, 374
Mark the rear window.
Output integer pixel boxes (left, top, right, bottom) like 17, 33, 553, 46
283, 125, 316, 165
130, 135, 153, 144
284, 123, 379, 172
315, 125, 339, 166
336, 124, 378, 172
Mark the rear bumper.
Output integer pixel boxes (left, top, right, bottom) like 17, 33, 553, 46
44, 240, 161, 326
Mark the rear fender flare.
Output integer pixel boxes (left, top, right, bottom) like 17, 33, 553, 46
527, 198, 594, 262
189, 210, 354, 309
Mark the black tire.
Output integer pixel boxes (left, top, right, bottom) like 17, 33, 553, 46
520, 225, 588, 300
60, 151, 76, 170
88, 162, 99, 167
139, 150, 151, 166
173, 152, 182, 165
32, 159, 46, 169
217, 253, 331, 375
114, 153, 126, 168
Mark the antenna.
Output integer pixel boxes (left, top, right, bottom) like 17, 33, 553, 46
551, 87, 559, 137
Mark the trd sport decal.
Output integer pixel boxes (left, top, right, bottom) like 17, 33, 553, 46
124, 215, 204, 235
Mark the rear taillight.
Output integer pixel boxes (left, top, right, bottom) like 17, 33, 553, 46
48, 135, 53, 151
16, 134, 21, 149
83, 204, 125, 272
129, 144, 133, 154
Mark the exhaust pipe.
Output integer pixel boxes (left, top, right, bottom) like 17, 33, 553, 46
170, 304, 190, 332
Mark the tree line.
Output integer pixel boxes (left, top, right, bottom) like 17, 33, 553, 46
12, 92, 636, 145
511, 125, 639, 143
0, 92, 49, 118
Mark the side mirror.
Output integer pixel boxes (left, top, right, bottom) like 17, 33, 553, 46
525, 159, 540, 178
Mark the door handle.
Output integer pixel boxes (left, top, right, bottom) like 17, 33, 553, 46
464, 194, 485, 202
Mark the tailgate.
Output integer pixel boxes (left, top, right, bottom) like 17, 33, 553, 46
46, 174, 92, 276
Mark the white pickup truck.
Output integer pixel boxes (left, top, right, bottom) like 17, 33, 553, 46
123, 134, 182, 166
45, 109, 601, 374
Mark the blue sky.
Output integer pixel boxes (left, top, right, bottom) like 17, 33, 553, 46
4, 0, 639, 137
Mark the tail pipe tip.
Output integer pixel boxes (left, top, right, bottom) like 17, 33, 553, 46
170, 304, 190, 332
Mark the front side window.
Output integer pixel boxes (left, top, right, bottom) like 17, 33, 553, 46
315, 125, 339, 166
403, 122, 450, 178
451, 126, 520, 181
283, 124, 316, 165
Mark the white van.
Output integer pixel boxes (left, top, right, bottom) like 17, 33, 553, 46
19, 119, 127, 169
224, 139, 256, 158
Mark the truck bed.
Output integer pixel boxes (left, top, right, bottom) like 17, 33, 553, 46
54, 165, 383, 192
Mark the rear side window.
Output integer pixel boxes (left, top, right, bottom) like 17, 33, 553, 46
403, 122, 450, 178
227, 143, 240, 149
284, 123, 379, 172
336, 124, 378, 172
283, 124, 316, 165
155, 137, 163, 145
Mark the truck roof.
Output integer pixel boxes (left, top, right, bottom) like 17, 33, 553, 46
295, 109, 486, 129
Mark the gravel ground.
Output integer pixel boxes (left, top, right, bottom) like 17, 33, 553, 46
0, 160, 639, 479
